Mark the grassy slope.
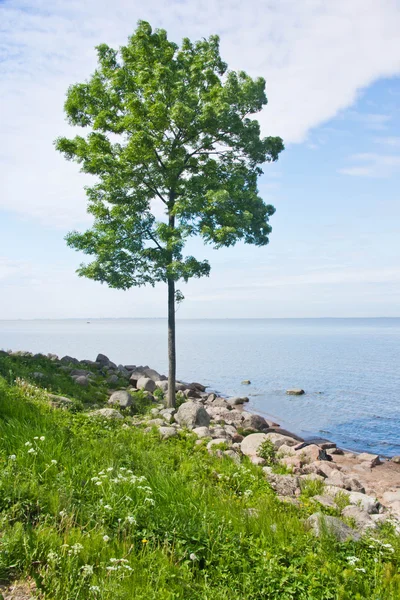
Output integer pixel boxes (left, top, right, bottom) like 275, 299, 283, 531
0, 356, 400, 599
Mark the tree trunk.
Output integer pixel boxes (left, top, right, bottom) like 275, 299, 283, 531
167, 277, 176, 408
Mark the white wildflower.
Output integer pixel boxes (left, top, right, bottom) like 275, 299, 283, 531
189, 553, 198, 561
40, 436, 45, 441
25, 441, 32, 446
125, 516, 136, 525
27, 448, 36, 454
89, 586, 100, 592
51, 459, 57, 465
346, 556, 360, 565
81, 564, 94, 576
8, 455, 16, 460
104, 505, 112, 510
71, 543, 84, 555
355, 567, 366, 573
103, 535, 110, 542
34, 436, 39, 440
95, 481, 102, 486
107, 467, 113, 472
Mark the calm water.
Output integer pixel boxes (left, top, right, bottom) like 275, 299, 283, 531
0, 318, 399, 457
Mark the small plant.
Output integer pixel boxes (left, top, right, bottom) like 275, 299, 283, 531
258, 439, 276, 465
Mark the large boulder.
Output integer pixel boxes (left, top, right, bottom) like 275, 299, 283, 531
306, 513, 360, 542
342, 505, 377, 532
143, 368, 162, 382
265, 473, 300, 497
159, 426, 178, 440
241, 433, 269, 457
357, 452, 381, 468
241, 413, 269, 431
175, 402, 210, 430
348, 491, 380, 514
73, 375, 89, 387
60, 355, 79, 365
227, 397, 249, 406
136, 377, 156, 393
129, 370, 148, 385
108, 390, 134, 409
96, 353, 111, 367
266, 432, 298, 450
91, 408, 124, 420
156, 380, 169, 393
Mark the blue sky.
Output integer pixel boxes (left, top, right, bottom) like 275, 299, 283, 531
1, 0, 400, 318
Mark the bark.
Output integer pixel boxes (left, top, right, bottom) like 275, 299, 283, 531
167, 277, 176, 408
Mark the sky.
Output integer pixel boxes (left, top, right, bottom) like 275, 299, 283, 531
1, 0, 400, 319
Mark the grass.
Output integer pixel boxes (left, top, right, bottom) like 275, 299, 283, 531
0, 354, 400, 598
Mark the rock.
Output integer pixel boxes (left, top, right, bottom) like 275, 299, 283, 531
147, 419, 165, 427
241, 380, 251, 385
47, 353, 59, 361
108, 390, 134, 409
207, 438, 231, 452
277, 496, 301, 507
223, 450, 241, 465
206, 393, 217, 403
175, 402, 210, 430
295, 443, 331, 462
324, 470, 348, 489
307, 513, 360, 542
345, 477, 365, 493
129, 370, 148, 385
327, 447, 344, 456
280, 456, 303, 470
300, 473, 325, 483
107, 374, 119, 386
250, 456, 266, 465
48, 394, 73, 406
159, 408, 176, 424
348, 491, 380, 514
190, 382, 207, 392
211, 398, 231, 409
286, 389, 305, 396
324, 485, 350, 500
70, 369, 91, 377
278, 444, 295, 456
184, 388, 202, 399
265, 473, 300, 497
159, 426, 178, 440
266, 433, 298, 450
73, 375, 89, 387
357, 452, 381, 468
192, 426, 211, 438
391, 456, 400, 464
241, 413, 269, 431
91, 408, 124, 420
136, 377, 157, 393
227, 396, 249, 406
312, 495, 338, 509
206, 406, 244, 425
60, 355, 79, 365
382, 490, 400, 504
155, 380, 169, 393
96, 353, 111, 367
142, 368, 162, 381
342, 505, 377, 532
240, 433, 269, 457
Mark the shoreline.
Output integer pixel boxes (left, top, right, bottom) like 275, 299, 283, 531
2, 348, 400, 526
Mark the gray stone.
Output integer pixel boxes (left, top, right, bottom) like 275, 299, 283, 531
241, 380, 251, 385
73, 375, 89, 387
266, 432, 298, 450
357, 452, 381, 468
307, 513, 360, 542
266, 473, 300, 497
117, 365, 130, 378
70, 369, 91, 377
312, 495, 338, 509
250, 456, 267, 465
156, 380, 169, 393
241, 413, 269, 431
227, 397, 249, 406
342, 505, 377, 532
107, 374, 119, 386
348, 491, 380, 514
286, 389, 305, 396
193, 426, 211, 438
144, 368, 162, 382
147, 419, 165, 427
175, 402, 210, 430
91, 408, 124, 420
382, 490, 400, 504
391, 456, 400, 464
159, 426, 178, 440
48, 394, 73, 406
96, 353, 111, 367
136, 377, 157, 393
211, 398, 230, 409
129, 370, 148, 385
108, 390, 134, 409
60, 355, 79, 365
224, 450, 241, 465
240, 433, 269, 457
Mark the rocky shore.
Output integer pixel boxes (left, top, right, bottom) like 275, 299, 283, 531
4, 348, 400, 541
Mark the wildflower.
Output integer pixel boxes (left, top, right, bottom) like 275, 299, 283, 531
104, 505, 112, 510
71, 543, 83, 555
51, 459, 57, 465
103, 535, 110, 542
8, 454, 16, 460
125, 516, 136, 525
25, 441, 32, 446
106, 566, 117, 571
355, 567, 366, 573
27, 448, 36, 454
34, 436, 39, 440
95, 481, 102, 486
81, 564, 94, 576
107, 467, 113, 472
89, 586, 100, 592
189, 553, 198, 561
59, 510, 67, 518
123, 564, 133, 571
40, 436, 45, 441
346, 556, 360, 565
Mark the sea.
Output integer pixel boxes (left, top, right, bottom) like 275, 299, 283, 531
0, 318, 399, 457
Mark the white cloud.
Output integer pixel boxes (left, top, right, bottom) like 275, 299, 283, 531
375, 136, 400, 147
1, 0, 400, 225
339, 153, 400, 177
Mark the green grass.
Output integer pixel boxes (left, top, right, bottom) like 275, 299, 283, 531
1, 355, 400, 598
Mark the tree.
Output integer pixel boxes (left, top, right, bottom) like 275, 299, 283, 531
55, 21, 284, 408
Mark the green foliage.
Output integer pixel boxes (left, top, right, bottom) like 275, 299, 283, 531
55, 21, 284, 290
258, 439, 276, 465
1, 362, 400, 598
